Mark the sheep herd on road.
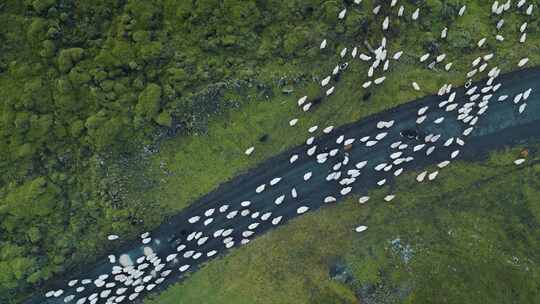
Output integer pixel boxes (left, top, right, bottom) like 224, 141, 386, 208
46, 1, 535, 303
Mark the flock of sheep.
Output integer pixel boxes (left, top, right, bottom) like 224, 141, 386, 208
45, 1, 535, 303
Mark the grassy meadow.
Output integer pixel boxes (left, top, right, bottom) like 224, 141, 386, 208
145, 143, 540, 304
125, 1, 540, 217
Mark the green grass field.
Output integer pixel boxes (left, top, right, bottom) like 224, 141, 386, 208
124, 1, 540, 219
145, 143, 540, 304
3, 1, 540, 301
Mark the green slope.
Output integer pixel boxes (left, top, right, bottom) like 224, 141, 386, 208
145, 143, 540, 304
